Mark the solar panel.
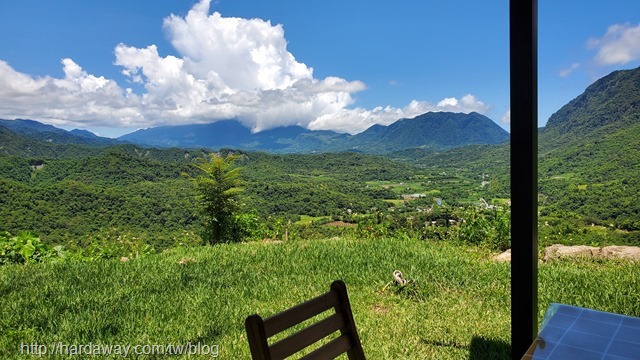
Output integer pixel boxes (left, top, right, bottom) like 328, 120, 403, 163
522, 303, 640, 359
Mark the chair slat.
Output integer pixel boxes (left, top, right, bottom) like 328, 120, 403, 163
269, 313, 345, 360
298, 334, 352, 360
264, 290, 339, 337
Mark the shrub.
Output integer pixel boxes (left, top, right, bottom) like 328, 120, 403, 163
457, 208, 510, 251
0, 231, 66, 265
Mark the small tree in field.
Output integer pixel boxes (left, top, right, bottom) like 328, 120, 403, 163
189, 153, 244, 244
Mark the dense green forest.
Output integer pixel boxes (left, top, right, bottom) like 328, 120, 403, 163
0, 140, 444, 254
0, 123, 525, 263
1, 127, 638, 261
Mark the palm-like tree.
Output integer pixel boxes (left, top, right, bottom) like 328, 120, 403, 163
189, 153, 244, 244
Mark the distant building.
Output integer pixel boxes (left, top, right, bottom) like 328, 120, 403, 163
402, 193, 426, 200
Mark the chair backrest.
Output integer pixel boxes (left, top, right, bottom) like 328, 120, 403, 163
245, 280, 365, 360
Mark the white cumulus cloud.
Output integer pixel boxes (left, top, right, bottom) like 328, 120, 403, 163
558, 63, 581, 77
0, 0, 494, 135
588, 23, 640, 65
500, 109, 510, 124
0, 59, 141, 128
163, 9, 313, 91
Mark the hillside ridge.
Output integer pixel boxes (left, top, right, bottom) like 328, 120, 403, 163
118, 111, 509, 153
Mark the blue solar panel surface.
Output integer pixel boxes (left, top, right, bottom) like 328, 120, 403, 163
524, 303, 640, 359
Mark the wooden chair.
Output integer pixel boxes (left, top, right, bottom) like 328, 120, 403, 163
245, 280, 365, 360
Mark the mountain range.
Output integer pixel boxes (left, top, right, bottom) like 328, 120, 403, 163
0, 119, 119, 147
0, 111, 509, 154
118, 111, 509, 153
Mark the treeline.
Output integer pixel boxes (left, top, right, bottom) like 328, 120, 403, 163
0, 146, 423, 249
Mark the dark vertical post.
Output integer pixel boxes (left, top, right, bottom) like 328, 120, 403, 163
510, 0, 538, 359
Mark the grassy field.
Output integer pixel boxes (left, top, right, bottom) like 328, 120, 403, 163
1, 237, 639, 359
294, 215, 330, 226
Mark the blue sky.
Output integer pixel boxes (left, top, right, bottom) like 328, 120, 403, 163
0, 0, 639, 138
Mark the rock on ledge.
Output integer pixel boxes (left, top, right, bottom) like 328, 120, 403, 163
600, 246, 640, 261
493, 249, 512, 262
542, 244, 601, 262
493, 244, 640, 262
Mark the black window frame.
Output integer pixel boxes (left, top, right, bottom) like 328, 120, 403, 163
509, 1, 538, 358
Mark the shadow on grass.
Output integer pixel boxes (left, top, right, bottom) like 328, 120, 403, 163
421, 339, 469, 351
469, 336, 511, 360
421, 337, 511, 359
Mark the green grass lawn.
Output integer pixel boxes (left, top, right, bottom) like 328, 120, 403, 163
1, 237, 639, 359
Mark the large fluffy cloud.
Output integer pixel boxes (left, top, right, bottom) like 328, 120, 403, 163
0, 0, 491, 134
113, 0, 368, 131
588, 23, 640, 66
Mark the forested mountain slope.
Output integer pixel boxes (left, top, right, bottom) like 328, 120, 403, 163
540, 67, 640, 149
396, 67, 640, 231
537, 67, 640, 229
